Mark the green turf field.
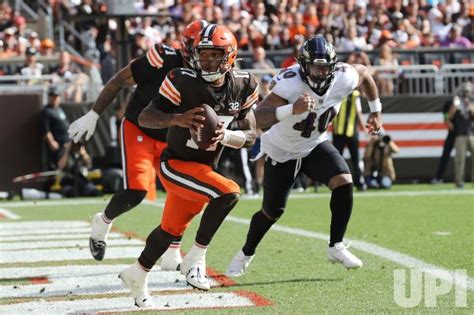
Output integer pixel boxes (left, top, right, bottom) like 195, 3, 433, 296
0, 184, 473, 313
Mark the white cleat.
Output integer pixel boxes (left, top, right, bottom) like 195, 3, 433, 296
327, 242, 363, 269
180, 244, 210, 291
118, 263, 154, 308
182, 266, 210, 291
225, 249, 255, 277
89, 212, 112, 261
160, 246, 183, 271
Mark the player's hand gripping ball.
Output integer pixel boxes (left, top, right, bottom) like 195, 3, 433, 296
191, 104, 220, 149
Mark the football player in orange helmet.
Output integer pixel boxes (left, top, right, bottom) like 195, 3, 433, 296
68, 20, 208, 272
118, 25, 259, 307
191, 24, 238, 83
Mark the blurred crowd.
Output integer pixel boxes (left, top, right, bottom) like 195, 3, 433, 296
0, 0, 472, 98
52, 0, 474, 54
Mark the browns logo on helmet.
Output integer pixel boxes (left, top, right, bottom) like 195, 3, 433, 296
191, 24, 238, 82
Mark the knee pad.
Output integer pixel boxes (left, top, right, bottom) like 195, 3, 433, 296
217, 192, 240, 207
261, 207, 284, 221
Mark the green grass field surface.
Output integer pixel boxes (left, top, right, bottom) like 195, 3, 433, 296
1, 184, 473, 313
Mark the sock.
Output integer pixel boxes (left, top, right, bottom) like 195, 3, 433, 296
242, 210, 275, 256
138, 225, 179, 270
195, 193, 239, 246
91, 212, 112, 240
329, 183, 353, 247
133, 261, 150, 275
103, 189, 147, 221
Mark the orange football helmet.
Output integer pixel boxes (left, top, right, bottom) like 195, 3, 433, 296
192, 24, 238, 82
181, 19, 209, 66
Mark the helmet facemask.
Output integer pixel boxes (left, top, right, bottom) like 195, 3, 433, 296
193, 47, 230, 82
301, 61, 336, 95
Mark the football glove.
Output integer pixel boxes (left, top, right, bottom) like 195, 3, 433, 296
68, 110, 99, 143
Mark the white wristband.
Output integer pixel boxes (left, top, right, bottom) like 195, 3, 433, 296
275, 103, 294, 121
87, 110, 100, 121
368, 98, 382, 113
221, 129, 247, 149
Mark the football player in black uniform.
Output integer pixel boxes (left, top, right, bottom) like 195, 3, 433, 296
118, 24, 258, 307
67, 20, 208, 269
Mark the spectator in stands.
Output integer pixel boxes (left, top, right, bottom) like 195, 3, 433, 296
14, 15, 26, 38
40, 87, 70, 171
377, 44, 399, 96
431, 99, 457, 184
251, 1, 269, 35
1, 28, 15, 56
50, 51, 87, 102
340, 24, 370, 51
440, 24, 472, 48
20, 47, 44, 79
40, 38, 55, 57
251, 46, 275, 70
27, 31, 41, 50
0, 2, 13, 32
280, 36, 304, 68
461, 14, 474, 42
264, 23, 282, 50
288, 12, 307, 42
50, 51, 78, 81
448, 82, 474, 188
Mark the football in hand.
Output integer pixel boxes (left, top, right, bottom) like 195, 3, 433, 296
191, 104, 220, 149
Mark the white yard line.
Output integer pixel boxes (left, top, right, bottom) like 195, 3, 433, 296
0, 189, 472, 209
0, 265, 210, 298
0, 208, 20, 219
0, 246, 144, 263
0, 227, 91, 236
0, 238, 143, 251
0, 232, 124, 242
0, 221, 90, 230
0, 292, 256, 314
225, 216, 474, 292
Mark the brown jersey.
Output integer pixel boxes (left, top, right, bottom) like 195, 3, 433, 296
152, 68, 259, 167
126, 44, 183, 141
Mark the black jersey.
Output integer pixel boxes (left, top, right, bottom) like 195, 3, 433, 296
126, 44, 183, 141
152, 68, 259, 167
40, 105, 70, 146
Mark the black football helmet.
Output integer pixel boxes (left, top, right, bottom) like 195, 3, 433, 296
297, 35, 337, 95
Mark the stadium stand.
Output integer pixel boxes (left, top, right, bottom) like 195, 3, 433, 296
0, 0, 473, 190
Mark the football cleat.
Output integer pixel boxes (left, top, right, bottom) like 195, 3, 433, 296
89, 212, 112, 261
180, 244, 210, 291
327, 242, 363, 269
89, 238, 106, 261
225, 249, 255, 277
160, 246, 183, 271
118, 263, 154, 308
182, 266, 210, 291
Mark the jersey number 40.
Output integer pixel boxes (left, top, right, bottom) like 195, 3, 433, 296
293, 108, 337, 138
